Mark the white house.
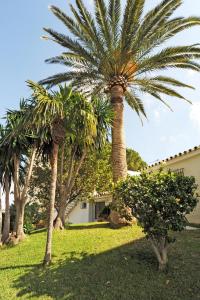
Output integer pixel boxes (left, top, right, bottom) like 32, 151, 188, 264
148, 145, 200, 224
66, 145, 200, 225
66, 171, 140, 224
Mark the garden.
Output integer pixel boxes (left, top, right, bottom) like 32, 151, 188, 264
1, 0, 200, 299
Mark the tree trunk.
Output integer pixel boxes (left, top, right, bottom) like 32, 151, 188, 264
15, 202, 25, 241
111, 85, 127, 183
2, 177, 10, 244
54, 148, 87, 230
109, 85, 128, 226
0, 186, 2, 244
54, 209, 65, 230
150, 238, 168, 271
43, 142, 59, 266
14, 147, 36, 241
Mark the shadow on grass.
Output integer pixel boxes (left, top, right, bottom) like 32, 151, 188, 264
30, 228, 47, 235
13, 231, 200, 300
67, 222, 110, 230
0, 264, 40, 271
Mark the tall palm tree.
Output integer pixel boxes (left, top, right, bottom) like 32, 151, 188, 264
40, 0, 200, 184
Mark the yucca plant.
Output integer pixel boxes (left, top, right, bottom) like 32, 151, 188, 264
40, 0, 200, 185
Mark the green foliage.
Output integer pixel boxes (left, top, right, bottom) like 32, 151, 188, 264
28, 158, 51, 220
29, 143, 146, 206
23, 221, 34, 235
115, 170, 199, 240
40, 0, 200, 118
126, 147, 147, 171
24, 202, 44, 227
72, 144, 113, 200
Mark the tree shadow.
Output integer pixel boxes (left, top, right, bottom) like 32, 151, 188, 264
13, 231, 200, 300
30, 228, 47, 235
67, 222, 110, 230
0, 264, 40, 271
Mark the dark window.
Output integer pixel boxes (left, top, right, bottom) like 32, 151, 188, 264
171, 168, 184, 176
81, 202, 87, 209
95, 202, 105, 219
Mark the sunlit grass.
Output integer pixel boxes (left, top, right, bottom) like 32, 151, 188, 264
0, 223, 199, 300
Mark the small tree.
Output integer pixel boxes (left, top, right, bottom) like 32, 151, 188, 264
115, 170, 199, 270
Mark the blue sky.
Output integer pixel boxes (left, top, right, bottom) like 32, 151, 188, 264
1, 0, 200, 165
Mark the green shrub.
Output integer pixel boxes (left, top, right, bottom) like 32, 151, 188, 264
23, 221, 34, 234
115, 170, 199, 270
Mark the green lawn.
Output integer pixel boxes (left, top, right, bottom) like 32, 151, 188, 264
0, 223, 199, 300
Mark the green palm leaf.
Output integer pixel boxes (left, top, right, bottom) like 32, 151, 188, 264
40, 0, 200, 121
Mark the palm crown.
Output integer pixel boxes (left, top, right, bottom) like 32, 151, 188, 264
40, 0, 200, 117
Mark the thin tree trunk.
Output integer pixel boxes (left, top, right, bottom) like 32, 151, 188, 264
43, 142, 59, 265
110, 85, 127, 183
54, 144, 65, 230
2, 177, 10, 244
13, 154, 20, 234
0, 186, 2, 244
15, 202, 25, 241
150, 238, 168, 271
54, 201, 66, 230
15, 146, 37, 241
54, 149, 87, 230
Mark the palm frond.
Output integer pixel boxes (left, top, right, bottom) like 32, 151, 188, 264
152, 76, 194, 89
125, 90, 147, 120
94, 0, 111, 48
121, 0, 145, 50
108, 0, 121, 44
70, 0, 105, 54
43, 28, 97, 65
134, 79, 191, 103
134, 0, 182, 49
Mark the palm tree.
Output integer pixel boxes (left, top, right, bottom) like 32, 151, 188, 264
40, 0, 200, 185
27, 81, 99, 264
27, 81, 68, 265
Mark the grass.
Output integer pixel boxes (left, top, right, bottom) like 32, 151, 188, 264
0, 223, 199, 300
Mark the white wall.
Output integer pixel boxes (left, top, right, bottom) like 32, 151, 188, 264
67, 202, 90, 224
152, 153, 200, 224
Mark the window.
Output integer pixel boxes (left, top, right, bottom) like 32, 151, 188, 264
171, 168, 184, 176
80, 202, 87, 209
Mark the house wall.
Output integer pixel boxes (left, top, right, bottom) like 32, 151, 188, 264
67, 202, 90, 224
151, 153, 200, 224
67, 196, 112, 224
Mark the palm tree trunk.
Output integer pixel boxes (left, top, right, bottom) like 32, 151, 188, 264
109, 85, 128, 226
43, 142, 59, 265
110, 85, 127, 183
2, 177, 10, 244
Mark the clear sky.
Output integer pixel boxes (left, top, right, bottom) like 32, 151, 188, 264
1, 0, 200, 165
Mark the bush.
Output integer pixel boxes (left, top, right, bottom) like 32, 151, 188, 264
23, 221, 34, 234
114, 170, 199, 270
